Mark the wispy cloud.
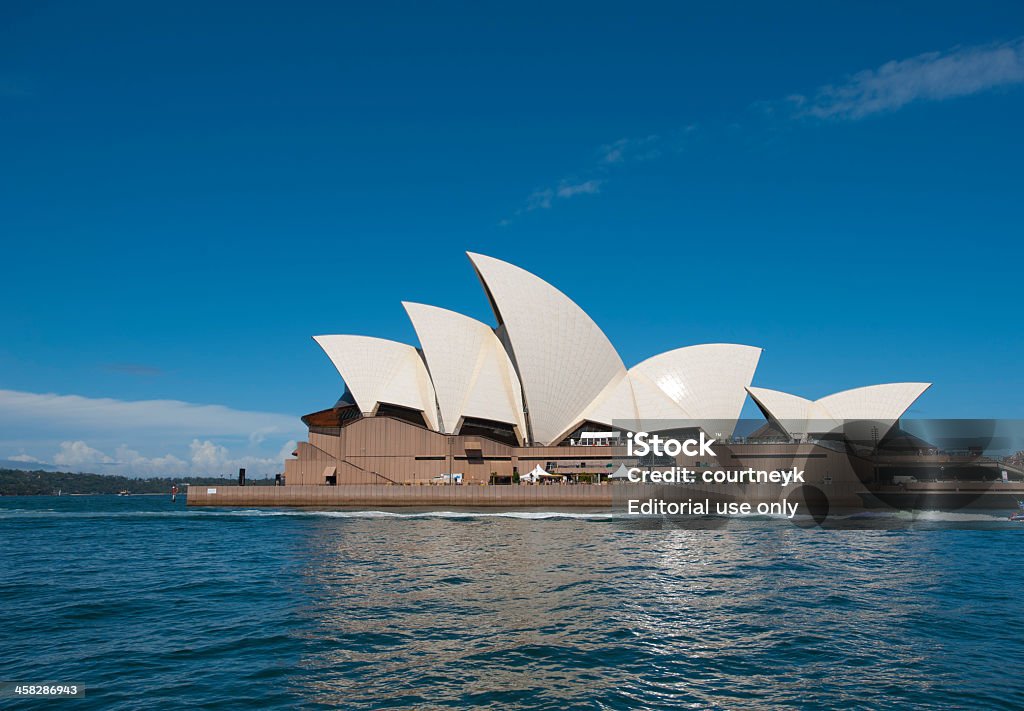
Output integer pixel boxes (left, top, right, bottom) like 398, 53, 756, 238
598, 134, 661, 164
525, 179, 603, 211
505, 37, 1022, 221
503, 128, 699, 224
7, 453, 42, 464
792, 37, 1024, 120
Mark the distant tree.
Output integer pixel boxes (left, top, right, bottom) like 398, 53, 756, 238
0, 469, 277, 496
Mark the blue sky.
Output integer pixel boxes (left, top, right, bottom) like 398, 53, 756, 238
2, 1, 1023, 474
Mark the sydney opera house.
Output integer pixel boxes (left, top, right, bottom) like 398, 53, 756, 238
281, 252, 960, 496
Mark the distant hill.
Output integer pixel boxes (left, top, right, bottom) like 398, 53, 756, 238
0, 468, 274, 496
0, 460, 61, 472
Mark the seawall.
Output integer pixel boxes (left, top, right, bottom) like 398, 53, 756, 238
186, 484, 616, 508
185, 482, 1024, 510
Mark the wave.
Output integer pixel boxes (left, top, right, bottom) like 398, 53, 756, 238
890, 509, 1012, 522
0, 507, 624, 521
213, 509, 625, 520
0, 506, 1015, 523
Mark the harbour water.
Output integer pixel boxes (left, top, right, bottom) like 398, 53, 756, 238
2, 495, 1023, 709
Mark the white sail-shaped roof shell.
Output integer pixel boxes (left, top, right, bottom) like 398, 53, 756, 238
566, 344, 762, 438
815, 383, 931, 423
569, 371, 641, 436
403, 302, 527, 441
313, 335, 439, 431
747, 383, 930, 441
631, 344, 761, 437
746, 387, 813, 439
468, 252, 627, 445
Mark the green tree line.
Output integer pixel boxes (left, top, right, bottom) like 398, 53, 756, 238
0, 468, 275, 496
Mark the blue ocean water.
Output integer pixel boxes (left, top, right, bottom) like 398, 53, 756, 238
2, 496, 1023, 710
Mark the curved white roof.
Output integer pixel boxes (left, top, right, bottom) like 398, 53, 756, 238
629, 371, 692, 425
554, 344, 761, 439
631, 344, 761, 436
468, 252, 627, 445
815, 383, 931, 423
746, 386, 813, 439
747, 382, 930, 441
403, 302, 527, 441
313, 335, 439, 431
566, 370, 641, 437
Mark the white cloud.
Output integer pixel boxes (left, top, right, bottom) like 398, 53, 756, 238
0, 389, 305, 477
599, 134, 661, 164
41, 438, 297, 477
113, 445, 187, 475
54, 440, 114, 467
556, 180, 602, 198
185, 438, 292, 476
503, 127, 695, 225
525, 179, 603, 211
277, 439, 298, 461
189, 439, 229, 470
795, 37, 1024, 120
0, 389, 300, 440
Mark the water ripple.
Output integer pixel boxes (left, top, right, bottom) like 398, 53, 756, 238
1, 496, 1023, 709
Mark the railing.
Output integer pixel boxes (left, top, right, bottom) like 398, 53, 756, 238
336, 456, 400, 485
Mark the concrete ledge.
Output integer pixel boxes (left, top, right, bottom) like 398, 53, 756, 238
186, 484, 615, 507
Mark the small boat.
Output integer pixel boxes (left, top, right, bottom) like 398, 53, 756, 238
1009, 501, 1024, 521
118, 490, 130, 497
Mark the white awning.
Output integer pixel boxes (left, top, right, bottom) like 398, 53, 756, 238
608, 464, 631, 479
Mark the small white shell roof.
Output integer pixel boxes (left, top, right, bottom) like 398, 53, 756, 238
816, 383, 931, 423
747, 382, 931, 440
468, 252, 626, 446
746, 387, 812, 435
313, 334, 439, 431
403, 302, 527, 440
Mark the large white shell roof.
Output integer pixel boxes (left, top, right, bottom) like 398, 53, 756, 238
468, 252, 627, 445
313, 334, 439, 431
631, 344, 762, 436
403, 302, 527, 440
564, 344, 762, 439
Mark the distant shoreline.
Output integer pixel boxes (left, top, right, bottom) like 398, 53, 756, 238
0, 468, 274, 497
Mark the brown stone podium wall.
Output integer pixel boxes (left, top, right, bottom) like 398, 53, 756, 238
284, 415, 627, 486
